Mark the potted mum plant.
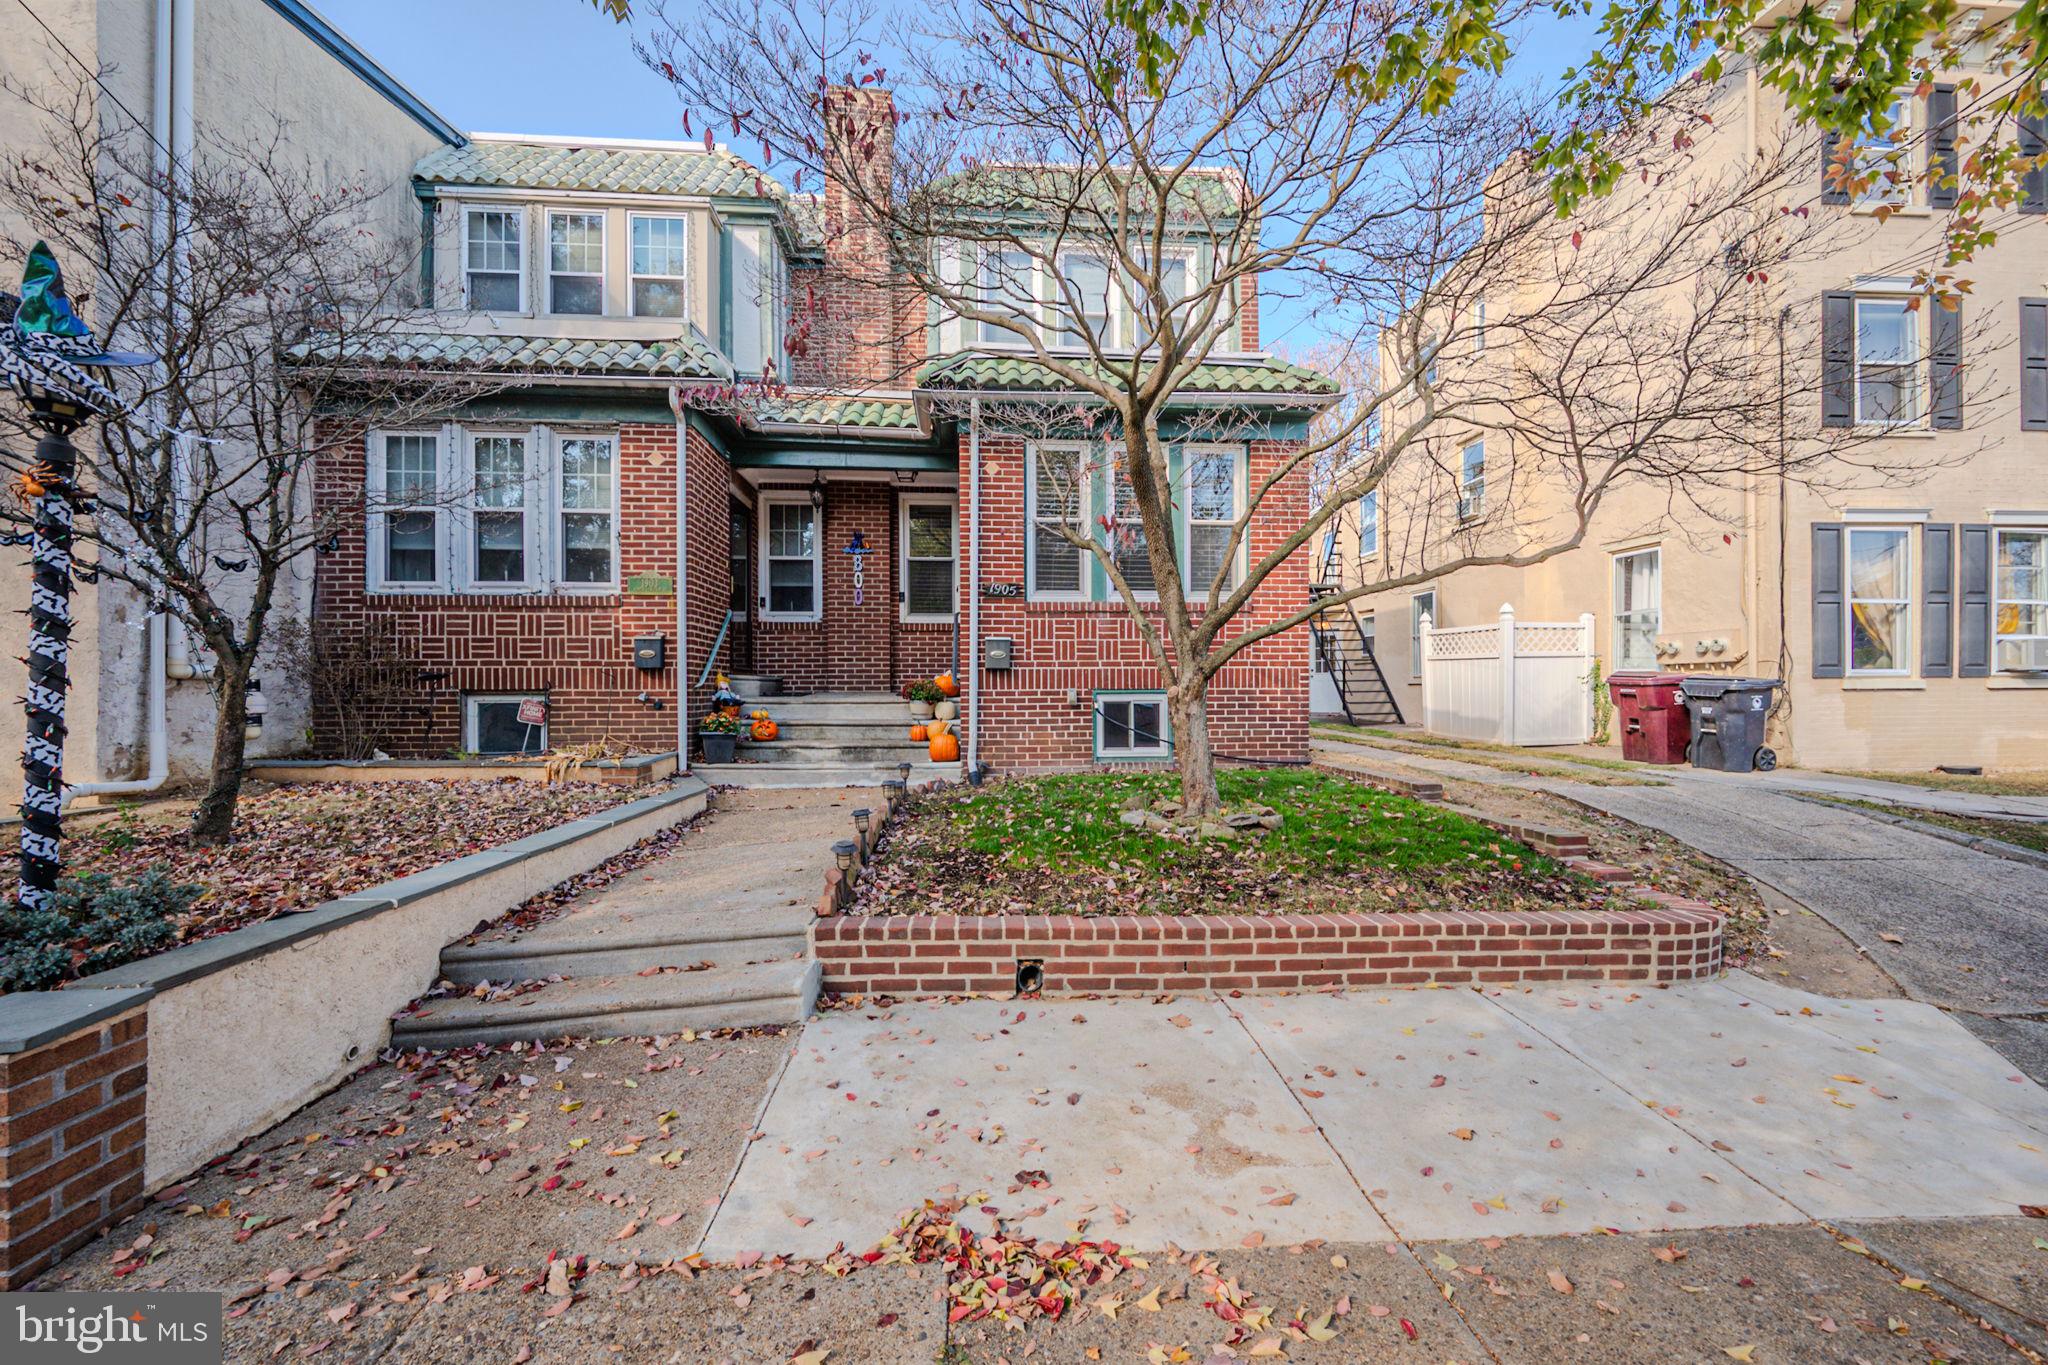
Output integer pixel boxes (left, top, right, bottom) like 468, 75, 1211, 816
700, 711, 742, 763
904, 680, 943, 720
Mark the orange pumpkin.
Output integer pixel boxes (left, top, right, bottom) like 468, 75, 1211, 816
933, 673, 960, 698
750, 719, 779, 742
928, 728, 960, 762
909, 724, 928, 742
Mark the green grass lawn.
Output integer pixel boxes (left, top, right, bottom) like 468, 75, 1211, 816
859, 769, 1606, 917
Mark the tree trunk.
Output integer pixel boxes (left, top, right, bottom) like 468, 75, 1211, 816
1170, 679, 1221, 819
188, 663, 250, 846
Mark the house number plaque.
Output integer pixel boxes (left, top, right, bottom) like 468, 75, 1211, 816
980, 582, 1023, 598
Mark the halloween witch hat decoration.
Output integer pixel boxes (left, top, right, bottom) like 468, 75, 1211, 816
0, 240, 154, 415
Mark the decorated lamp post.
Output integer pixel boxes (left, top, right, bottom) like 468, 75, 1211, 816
0, 243, 153, 912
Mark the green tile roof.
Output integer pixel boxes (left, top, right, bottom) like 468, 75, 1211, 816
916, 351, 1336, 398
929, 166, 1243, 220
416, 139, 778, 200
750, 393, 921, 430
289, 331, 726, 379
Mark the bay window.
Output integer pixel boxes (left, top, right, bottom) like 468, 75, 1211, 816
1847, 526, 1912, 674
548, 211, 605, 315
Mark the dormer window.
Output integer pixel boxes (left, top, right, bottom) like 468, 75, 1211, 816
1059, 252, 1115, 348
630, 214, 687, 318
548, 211, 606, 315
464, 209, 523, 312
977, 248, 1038, 344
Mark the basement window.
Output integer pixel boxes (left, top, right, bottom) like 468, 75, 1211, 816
1096, 691, 1169, 759
466, 695, 546, 756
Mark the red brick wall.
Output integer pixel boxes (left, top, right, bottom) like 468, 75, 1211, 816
963, 434, 1311, 772
1239, 275, 1259, 351
813, 908, 1725, 996
313, 422, 685, 756
681, 423, 733, 732
0, 1008, 148, 1289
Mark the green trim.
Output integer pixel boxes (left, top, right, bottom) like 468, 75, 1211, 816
1092, 689, 1173, 762
415, 186, 437, 303
732, 448, 956, 472
718, 226, 734, 358
458, 393, 676, 424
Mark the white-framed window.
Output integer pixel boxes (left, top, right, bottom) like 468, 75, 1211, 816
463, 209, 523, 312
369, 430, 445, 590
1411, 590, 1436, 679
1058, 251, 1116, 348
1994, 528, 2048, 672
977, 247, 1038, 344
556, 434, 617, 586
1096, 691, 1169, 758
1026, 443, 1087, 598
547, 210, 606, 315
1421, 332, 1439, 388
1855, 295, 1923, 426
1846, 525, 1913, 675
1359, 489, 1379, 559
901, 495, 957, 622
1184, 445, 1244, 593
1457, 440, 1485, 519
1360, 612, 1377, 656
1130, 249, 1193, 346
1107, 459, 1158, 597
1852, 94, 1915, 207
1612, 547, 1662, 671
465, 431, 533, 588
465, 694, 546, 756
759, 495, 820, 619
629, 214, 687, 318
1472, 300, 1486, 354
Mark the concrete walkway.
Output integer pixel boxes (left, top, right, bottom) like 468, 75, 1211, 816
698, 982, 2048, 1262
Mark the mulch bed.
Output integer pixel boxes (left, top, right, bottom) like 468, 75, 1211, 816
68, 779, 649, 947
853, 770, 1618, 918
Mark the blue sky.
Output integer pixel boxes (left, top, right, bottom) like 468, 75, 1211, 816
317, 0, 1598, 354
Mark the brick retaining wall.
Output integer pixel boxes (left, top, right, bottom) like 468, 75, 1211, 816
812, 905, 1724, 997
0, 1003, 148, 1289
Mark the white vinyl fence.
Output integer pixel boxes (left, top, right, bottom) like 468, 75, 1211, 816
1420, 606, 1595, 746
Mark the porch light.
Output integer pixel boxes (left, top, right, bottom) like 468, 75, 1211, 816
832, 839, 856, 872
809, 472, 825, 509
852, 807, 871, 836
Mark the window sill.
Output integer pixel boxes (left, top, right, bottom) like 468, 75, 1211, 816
1851, 426, 1937, 438
1987, 675, 2048, 689
1841, 676, 1926, 690
1850, 203, 1931, 217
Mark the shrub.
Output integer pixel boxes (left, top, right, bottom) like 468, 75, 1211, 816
0, 870, 203, 992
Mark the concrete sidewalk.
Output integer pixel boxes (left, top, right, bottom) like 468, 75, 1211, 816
699, 983, 2048, 1261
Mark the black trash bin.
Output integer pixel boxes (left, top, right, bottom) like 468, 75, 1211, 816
1679, 676, 1781, 772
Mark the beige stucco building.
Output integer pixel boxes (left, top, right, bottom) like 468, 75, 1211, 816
1328, 18, 2047, 773
0, 0, 459, 798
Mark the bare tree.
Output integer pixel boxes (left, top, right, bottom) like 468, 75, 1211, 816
640, 0, 1981, 816
0, 74, 500, 844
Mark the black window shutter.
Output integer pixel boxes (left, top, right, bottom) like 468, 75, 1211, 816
1821, 292, 1856, 427
1930, 299, 1963, 430
1820, 131, 1850, 205
1922, 523, 1954, 676
2022, 298, 2048, 431
1928, 87, 1959, 208
1958, 524, 1993, 677
2021, 112, 2047, 215
1812, 522, 1845, 677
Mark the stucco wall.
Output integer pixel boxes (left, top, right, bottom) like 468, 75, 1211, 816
0, 0, 452, 795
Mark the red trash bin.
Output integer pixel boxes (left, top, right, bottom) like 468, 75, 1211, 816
1606, 672, 1691, 764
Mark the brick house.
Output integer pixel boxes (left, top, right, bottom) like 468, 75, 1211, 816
310, 94, 1332, 780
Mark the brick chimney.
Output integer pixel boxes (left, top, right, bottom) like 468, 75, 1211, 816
817, 86, 913, 387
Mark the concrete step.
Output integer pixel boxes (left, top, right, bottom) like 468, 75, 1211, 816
728, 674, 783, 696
695, 761, 962, 790
392, 959, 820, 1049
739, 741, 940, 764
740, 720, 938, 745
439, 913, 811, 985
736, 694, 919, 724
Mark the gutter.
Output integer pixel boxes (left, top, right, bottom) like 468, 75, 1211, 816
66, 616, 169, 807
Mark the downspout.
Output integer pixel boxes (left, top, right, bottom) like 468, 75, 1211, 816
64, 616, 169, 806
966, 397, 982, 777
669, 386, 691, 770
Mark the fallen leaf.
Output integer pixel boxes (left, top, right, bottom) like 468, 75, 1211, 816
1547, 1270, 1574, 1295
